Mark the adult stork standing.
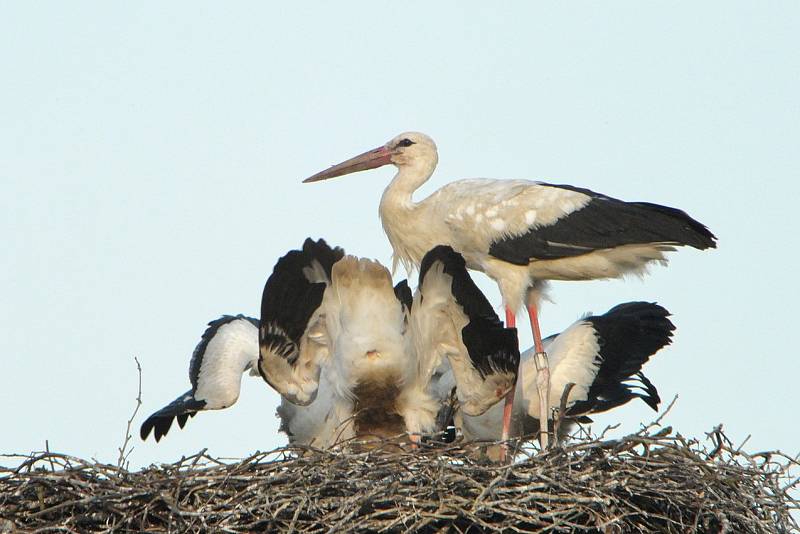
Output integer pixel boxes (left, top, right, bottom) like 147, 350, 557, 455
303, 132, 716, 453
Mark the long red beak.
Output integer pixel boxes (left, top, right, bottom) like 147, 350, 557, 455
303, 146, 393, 183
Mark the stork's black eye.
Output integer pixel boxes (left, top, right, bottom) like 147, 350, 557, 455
397, 138, 415, 148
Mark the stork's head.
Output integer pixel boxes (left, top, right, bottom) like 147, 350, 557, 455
303, 131, 438, 183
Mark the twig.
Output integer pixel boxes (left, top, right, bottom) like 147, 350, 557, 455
638, 394, 678, 435
117, 356, 143, 470
45, 440, 55, 472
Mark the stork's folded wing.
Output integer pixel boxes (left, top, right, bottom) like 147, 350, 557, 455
410, 246, 519, 417
257, 238, 343, 405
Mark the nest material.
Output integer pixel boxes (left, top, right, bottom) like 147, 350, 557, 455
1, 427, 797, 533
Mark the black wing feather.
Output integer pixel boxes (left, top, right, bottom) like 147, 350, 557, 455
489, 184, 717, 265
140, 391, 206, 442
259, 238, 344, 366
419, 245, 519, 378
393, 280, 413, 312
301, 237, 345, 280
567, 301, 674, 416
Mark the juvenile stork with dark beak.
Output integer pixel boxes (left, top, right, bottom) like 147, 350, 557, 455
304, 132, 716, 454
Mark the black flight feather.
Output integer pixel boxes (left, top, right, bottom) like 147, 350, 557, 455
489, 184, 717, 265
300, 237, 345, 280
259, 238, 344, 366
141, 314, 257, 443
140, 391, 206, 442
566, 301, 674, 416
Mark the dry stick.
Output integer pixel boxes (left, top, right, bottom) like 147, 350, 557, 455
639, 394, 678, 436
117, 356, 143, 470
45, 440, 55, 472
553, 382, 576, 443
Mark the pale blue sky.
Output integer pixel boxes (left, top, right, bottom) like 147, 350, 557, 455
2, 2, 798, 469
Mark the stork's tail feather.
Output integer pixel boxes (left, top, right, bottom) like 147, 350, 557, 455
630, 201, 717, 250
140, 391, 206, 442
567, 301, 674, 416
330, 256, 401, 331
332, 256, 393, 290
419, 245, 520, 378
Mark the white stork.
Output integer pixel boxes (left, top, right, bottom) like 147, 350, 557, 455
140, 314, 260, 442
436, 301, 675, 460
303, 131, 716, 452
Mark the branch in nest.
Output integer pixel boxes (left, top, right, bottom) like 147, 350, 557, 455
116, 356, 143, 470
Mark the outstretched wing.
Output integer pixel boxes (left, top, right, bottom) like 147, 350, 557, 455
411, 245, 519, 417
141, 314, 260, 442
257, 238, 344, 405
566, 302, 674, 415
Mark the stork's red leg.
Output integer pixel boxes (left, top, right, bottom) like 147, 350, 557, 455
527, 303, 551, 450
499, 308, 516, 462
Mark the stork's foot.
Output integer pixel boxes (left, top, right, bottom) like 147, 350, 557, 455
534, 351, 551, 450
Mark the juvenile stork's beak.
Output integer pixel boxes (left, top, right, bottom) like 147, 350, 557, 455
303, 145, 393, 183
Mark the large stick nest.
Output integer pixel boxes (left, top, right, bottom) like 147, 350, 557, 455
1, 426, 798, 533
